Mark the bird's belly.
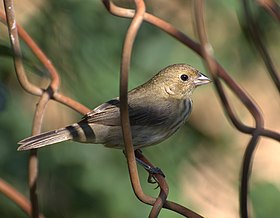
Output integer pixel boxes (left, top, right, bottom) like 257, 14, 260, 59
76, 99, 191, 149
131, 126, 171, 148
94, 122, 184, 149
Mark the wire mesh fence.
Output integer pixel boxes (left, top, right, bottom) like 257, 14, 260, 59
0, 0, 279, 217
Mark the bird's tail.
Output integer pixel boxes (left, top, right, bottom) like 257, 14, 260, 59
17, 127, 72, 151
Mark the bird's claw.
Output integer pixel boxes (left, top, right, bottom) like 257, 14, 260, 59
147, 168, 165, 189
135, 157, 165, 188
136, 158, 165, 176
148, 167, 165, 177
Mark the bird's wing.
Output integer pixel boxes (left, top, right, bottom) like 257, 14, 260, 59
81, 98, 168, 127
82, 99, 121, 126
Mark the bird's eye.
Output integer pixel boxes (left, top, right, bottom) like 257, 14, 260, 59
180, 74, 189, 81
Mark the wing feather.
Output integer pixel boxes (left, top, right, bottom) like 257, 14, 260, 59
81, 98, 169, 127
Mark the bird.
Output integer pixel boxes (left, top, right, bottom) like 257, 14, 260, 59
17, 64, 211, 151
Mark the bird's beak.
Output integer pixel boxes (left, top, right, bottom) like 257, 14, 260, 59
194, 73, 211, 86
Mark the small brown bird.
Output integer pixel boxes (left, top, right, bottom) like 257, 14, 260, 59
18, 64, 211, 151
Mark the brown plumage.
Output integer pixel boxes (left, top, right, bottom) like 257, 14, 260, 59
18, 64, 211, 151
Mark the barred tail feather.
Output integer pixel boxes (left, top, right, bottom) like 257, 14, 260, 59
17, 128, 72, 151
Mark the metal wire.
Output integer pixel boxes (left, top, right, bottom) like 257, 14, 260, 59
0, 0, 279, 218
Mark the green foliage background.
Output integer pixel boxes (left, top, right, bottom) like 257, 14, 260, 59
0, 1, 279, 218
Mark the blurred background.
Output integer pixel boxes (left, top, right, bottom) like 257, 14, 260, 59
0, 0, 279, 217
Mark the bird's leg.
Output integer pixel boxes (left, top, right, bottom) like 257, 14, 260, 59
135, 157, 166, 185
134, 149, 165, 183
122, 149, 165, 183
135, 157, 165, 175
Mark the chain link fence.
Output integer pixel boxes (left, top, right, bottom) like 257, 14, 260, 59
0, 0, 279, 217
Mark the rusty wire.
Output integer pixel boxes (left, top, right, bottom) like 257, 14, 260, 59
103, 0, 280, 217
193, 1, 279, 218
114, 0, 204, 217
1, 0, 89, 217
118, 1, 198, 217
258, 0, 280, 21
119, 0, 148, 204
242, 0, 280, 93
0, 10, 90, 115
0, 0, 279, 218
0, 178, 45, 218
135, 150, 203, 218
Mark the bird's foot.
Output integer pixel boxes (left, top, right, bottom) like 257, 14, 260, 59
136, 157, 165, 185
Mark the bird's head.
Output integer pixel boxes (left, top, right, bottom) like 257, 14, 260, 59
150, 64, 211, 100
